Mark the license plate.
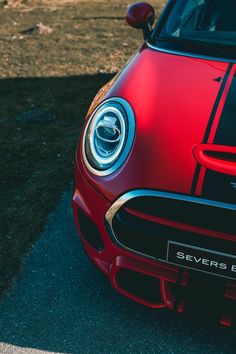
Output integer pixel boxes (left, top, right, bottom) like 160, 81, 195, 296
167, 241, 236, 280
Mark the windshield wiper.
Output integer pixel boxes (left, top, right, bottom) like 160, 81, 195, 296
157, 36, 218, 51
157, 36, 232, 54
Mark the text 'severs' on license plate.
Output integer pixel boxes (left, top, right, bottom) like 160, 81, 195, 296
167, 241, 236, 280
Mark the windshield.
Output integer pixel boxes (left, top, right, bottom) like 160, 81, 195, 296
153, 0, 236, 59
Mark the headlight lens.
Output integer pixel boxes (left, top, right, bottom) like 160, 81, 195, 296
82, 98, 135, 176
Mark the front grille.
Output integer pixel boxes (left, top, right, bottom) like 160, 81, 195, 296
124, 195, 236, 235
107, 192, 236, 262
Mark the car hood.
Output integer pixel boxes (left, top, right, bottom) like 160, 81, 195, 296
79, 46, 236, 202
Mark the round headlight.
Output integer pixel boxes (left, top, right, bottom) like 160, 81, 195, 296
82, 98, 135, 176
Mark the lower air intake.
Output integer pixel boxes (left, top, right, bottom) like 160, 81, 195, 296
116, 269, 162, 304
78, 210, 104, 251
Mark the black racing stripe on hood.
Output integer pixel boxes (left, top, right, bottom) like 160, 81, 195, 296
214, 69, 236, 147
203, 63, 233, 144
201, 68, 236, 204
191, 63, 233, 195
202, 170, 236, 204
191, 164, 201, 195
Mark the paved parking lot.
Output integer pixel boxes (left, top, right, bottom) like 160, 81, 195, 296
0, 190, 235, 354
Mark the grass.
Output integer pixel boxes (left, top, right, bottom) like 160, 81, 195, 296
0, 0, 165, 294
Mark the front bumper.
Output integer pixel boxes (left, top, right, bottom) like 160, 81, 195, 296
72, 165, 236, 326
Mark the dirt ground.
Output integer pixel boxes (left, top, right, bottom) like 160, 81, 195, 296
0, 0, 166, 77
0, 0, 166, 294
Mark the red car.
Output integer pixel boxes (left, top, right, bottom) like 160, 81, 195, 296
72, 0, 236, 326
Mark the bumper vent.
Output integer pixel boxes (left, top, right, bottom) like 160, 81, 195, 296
116, 269, 162, 304
78, 210, 104, 251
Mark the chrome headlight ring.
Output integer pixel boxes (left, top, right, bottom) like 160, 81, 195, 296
82, 97, 135, 176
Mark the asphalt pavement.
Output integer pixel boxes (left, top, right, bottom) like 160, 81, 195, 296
0, 189, 235, 354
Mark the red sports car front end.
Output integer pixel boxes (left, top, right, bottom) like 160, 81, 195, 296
72, 0, 236, 326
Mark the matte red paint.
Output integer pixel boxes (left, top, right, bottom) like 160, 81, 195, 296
72, 164, 179, 302
73, 162, 236, 321
78, 46, 228, 202
72, 36, 236, 326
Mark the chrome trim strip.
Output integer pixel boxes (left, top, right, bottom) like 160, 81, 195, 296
105, 189, 236, 263
105, 189, 236, 224
82, 97, 135, 177
146, 42, 236, 64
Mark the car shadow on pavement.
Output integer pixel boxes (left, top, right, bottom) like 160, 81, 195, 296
0, 189, 236, 354
0, 72, 113, 296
